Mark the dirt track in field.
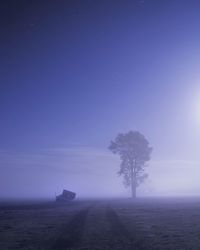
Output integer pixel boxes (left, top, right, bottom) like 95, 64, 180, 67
2, 198, 200, 249
53, 207, 90, 249
52, 205, 140, 250
52, 205, 138, 250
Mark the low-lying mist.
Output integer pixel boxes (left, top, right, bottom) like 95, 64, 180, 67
1, 147, 200, 200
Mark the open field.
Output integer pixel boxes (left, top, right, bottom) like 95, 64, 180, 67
1, 197, 200, 249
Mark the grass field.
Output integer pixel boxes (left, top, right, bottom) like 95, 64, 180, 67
1, 197, 200, 249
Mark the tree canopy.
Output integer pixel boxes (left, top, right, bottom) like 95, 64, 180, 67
109, 131, 152, 198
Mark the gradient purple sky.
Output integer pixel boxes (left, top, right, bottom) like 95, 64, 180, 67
1, 0, 200, 198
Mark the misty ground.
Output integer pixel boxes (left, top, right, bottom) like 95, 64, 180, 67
1, 198, 200, 249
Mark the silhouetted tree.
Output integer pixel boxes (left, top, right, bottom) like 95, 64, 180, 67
109, 131, 152, 198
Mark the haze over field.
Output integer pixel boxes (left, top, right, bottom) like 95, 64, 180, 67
1, 0, 200, 199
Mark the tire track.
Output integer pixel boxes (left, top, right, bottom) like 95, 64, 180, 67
106, 207, 149, 250
53, 207, 90, 250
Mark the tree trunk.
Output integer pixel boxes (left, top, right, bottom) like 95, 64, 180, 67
131, 168, 136, 198
131, 180, 136, 198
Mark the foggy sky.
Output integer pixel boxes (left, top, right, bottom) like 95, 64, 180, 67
1, 0, 200, 199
